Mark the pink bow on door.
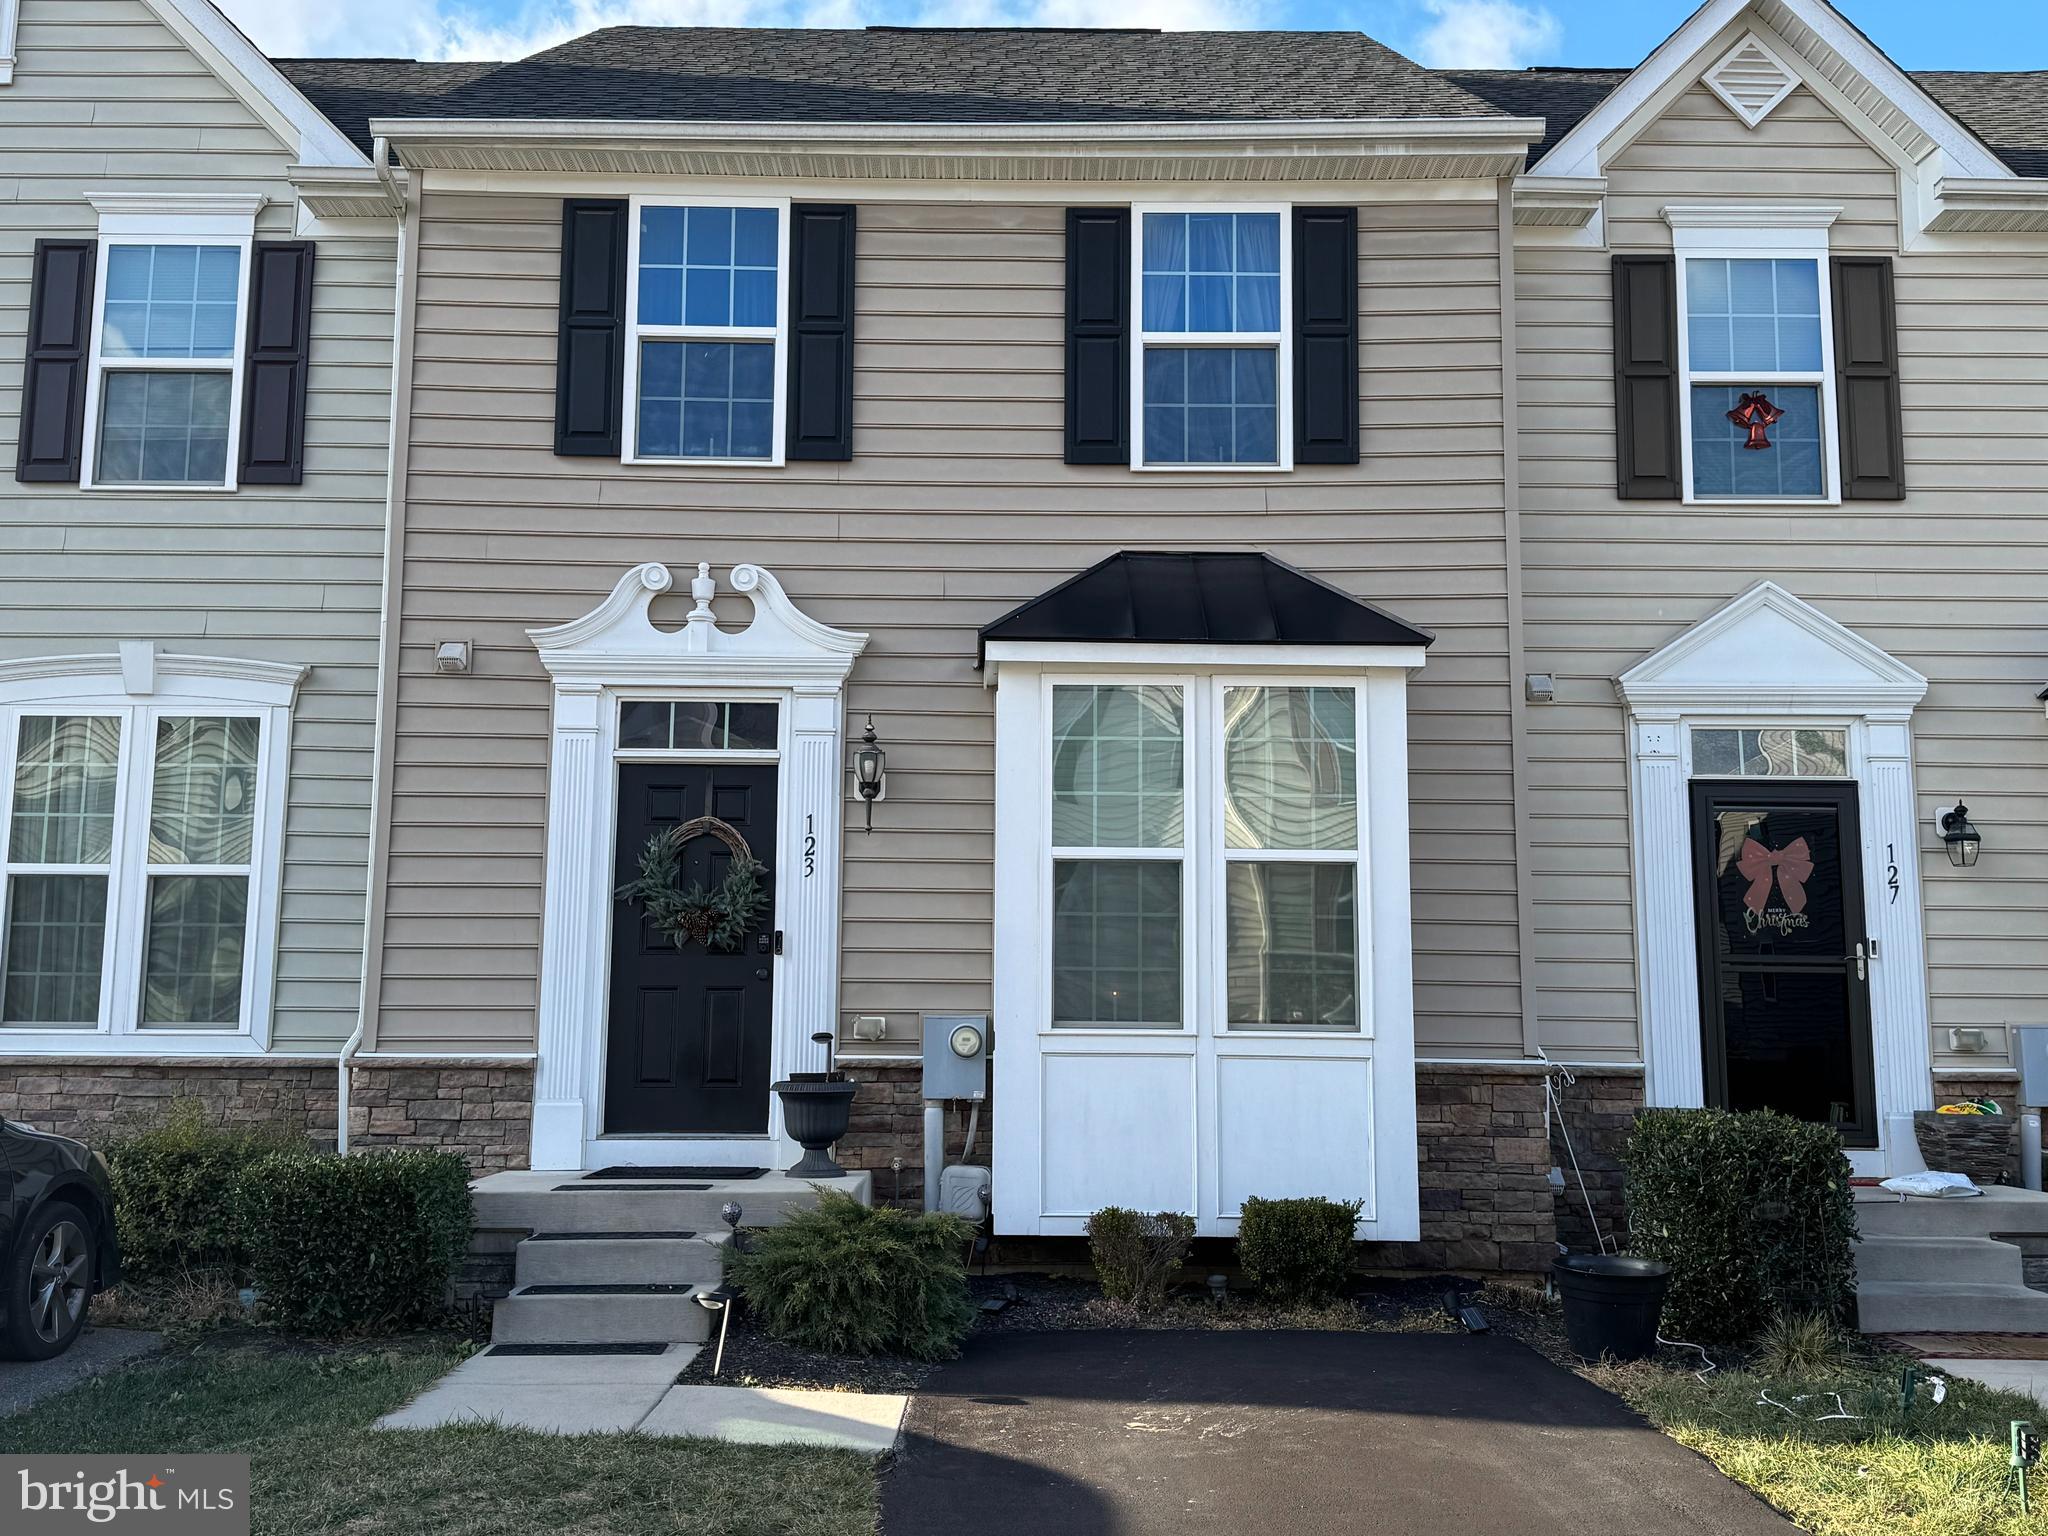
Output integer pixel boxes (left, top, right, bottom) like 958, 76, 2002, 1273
1737, 836, 1815, 915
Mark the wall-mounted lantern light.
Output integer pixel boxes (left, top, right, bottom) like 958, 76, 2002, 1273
853, 715, 886, 833
1940, 803, 1982, 869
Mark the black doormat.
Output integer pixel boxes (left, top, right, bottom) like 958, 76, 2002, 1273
584, 1165, 767, 1181
483, 1342, 671, 1357
524, 1229, 697, 1241
551, 1183, 710, 1192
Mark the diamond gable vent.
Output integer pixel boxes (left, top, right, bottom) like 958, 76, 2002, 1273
1704, 33, 1800, 129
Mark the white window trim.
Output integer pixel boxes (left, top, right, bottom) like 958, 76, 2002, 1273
0, 647, 302, 1054
1667, 206, 1842, 507
0, 0, 17, 86
1130, 202, 1294, 473
622, 193, 791, 469
78, 195, 266, 494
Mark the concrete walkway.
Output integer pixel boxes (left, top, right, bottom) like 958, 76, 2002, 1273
1923, 1357, 2048, 1409
376, 1344, 905, 1452
0, 1327, 162, 1418
882, 1330, 1798, 1536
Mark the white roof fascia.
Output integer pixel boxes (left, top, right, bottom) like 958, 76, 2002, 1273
140, 0, 366, 168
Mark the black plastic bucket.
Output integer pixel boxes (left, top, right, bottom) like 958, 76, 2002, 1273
1552, 1254, 1670, 1362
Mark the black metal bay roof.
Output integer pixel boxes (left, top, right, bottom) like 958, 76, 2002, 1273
977, 551, 1434, 663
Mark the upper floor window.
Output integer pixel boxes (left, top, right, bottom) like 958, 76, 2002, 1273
1133, 208, 1291, 470
626, 197, 788, 467
80, 204, 257, 491
1670, 211, 1840, 505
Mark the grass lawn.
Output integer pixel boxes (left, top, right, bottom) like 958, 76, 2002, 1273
1591, 1353, 2048, 1536
0, 1337, 878, 1536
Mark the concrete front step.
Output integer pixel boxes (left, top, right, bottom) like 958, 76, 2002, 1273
1857, 1280, 2048, 1335
490, 1285, 715, 1345
472, 1170, 872, 1236
515, 1231, 730, 1289
1853, 1186, 2048, 1240
1853, 1235, 2028, 1287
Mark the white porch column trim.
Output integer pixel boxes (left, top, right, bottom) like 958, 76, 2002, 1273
527, 560, 867, 1171
1617, 581, 1933, 1175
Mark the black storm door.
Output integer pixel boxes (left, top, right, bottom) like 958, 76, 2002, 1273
1690, 779, 1877, 1148
607, 761, 778, 1136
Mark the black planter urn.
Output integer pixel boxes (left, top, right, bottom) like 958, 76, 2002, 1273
773, 1078, 858, 1179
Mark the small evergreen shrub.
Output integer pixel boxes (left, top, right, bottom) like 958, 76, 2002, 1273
102, 1102, 303, 1283
234, 1149, 473, 1334
1086, 1207, 1195, 1306
1754, 1312, 1854, 1378
726, 1191, 974, 1360
1236, 1196, 1362, 1305
1621, 1108, 1855, 1342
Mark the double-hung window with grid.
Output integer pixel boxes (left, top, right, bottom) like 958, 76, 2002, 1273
1133, 208, 1291, 470
625, 197, 789, 466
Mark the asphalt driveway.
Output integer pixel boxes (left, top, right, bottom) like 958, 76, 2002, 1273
881, 1330, 1797, 1536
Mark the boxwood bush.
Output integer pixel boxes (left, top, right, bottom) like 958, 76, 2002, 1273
1621, 1108, 1855, 1342
234, 1149, 473, 1334
101, 1103, 304, 1283
1236, 1196, 1362, 1305
1086, 1207, 1195, 1306
727, 1191, 974, 1360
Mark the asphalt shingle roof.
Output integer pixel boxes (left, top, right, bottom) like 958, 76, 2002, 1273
276, 28, 1507, 152
1445, 66, 2048, 177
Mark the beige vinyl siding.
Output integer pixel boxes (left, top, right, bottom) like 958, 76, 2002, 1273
1516, 62, 2048, 1070
0, 0, 392, 1050
378, 189, 1522, 1057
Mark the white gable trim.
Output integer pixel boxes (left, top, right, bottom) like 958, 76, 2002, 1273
138, 0, 365, 168
0, 0, 18, 86
1618, 581, 1928, 714
1532, 0, 2010, 185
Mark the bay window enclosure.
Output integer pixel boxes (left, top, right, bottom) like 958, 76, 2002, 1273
1047, 678, 1365, 1034
1133, 208, 1291, 470
0, 656, 296, 1050
625, 197, 789, 466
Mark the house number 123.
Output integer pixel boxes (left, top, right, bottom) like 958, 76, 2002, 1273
804, 814, 816, 878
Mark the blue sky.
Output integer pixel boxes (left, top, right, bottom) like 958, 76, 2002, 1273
229, 0, 2048, 72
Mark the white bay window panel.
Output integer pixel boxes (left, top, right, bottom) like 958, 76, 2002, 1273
0, 652, 299, 1052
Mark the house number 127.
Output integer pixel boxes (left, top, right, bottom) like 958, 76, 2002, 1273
1886, 844, 1899, 904
804, 814, 816, 878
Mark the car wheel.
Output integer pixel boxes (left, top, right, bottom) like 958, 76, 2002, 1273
1, 1202, 96, 1361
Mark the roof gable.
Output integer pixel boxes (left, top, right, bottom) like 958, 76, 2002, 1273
979, 551, 1434, 659
1617, 582, 1927, 712
142, 0, 365, 166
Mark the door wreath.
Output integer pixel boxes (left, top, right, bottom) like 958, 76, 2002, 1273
616, 816, 770, 953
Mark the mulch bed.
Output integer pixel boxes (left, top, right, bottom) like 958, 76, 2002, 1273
675, 1271, 1575, 1394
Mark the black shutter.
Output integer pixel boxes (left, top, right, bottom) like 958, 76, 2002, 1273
1064, 207, 1129, 465
238, 241, 316, 485
786, 203, 856, 461
1832, 256, 1905, 500
1612, 255, 1682, 501
555, 198, 627, 457
1293, 206, 1359, 465
16, 239, 96, 483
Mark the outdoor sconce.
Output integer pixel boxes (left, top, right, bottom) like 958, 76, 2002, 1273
853, 715, 886, 833
1940, 803, 1982, 869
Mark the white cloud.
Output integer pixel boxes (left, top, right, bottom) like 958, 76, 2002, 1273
220, 0, 1267, 62
1408, 0, 1560, 69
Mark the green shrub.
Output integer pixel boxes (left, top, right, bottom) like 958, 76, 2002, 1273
1086, 1207, 1195, 1306
234, 1149, 473, 1334
726, 1191, 974, 1360
102, 1102, 303, 1283
1236, 1196, 1362, 1305
1621, 1108, 1855, 1342
1753, 1311, 1854, 1378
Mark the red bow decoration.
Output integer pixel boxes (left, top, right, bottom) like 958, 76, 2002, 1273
1727, 392, 1784, 450
1737, 836, 1814, 915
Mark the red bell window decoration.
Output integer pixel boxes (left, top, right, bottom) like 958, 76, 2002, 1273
1726, 391, 1784, 451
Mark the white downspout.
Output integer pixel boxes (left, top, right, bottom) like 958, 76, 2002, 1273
338, 136, 411, 1154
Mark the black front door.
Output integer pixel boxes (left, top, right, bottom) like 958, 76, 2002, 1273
607, 762, 778, 1136
1690, 779, 1877, 1147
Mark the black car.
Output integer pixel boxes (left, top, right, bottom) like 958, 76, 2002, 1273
1, 1119, 121, 1360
